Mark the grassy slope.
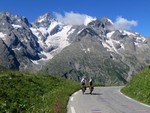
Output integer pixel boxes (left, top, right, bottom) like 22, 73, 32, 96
0, 67, 80, 113
121, 66, 150, 105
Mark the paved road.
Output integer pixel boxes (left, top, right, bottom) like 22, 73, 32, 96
67, 86, 150, 113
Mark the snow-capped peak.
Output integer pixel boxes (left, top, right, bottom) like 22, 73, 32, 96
31, 24, 75, 63
36, 13, 53, 23
107, 18, 114, 25
31, 13, 76, 63
84, 16, 96, 25
88, 17, 114, 28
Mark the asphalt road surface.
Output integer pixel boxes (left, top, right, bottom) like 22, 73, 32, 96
67, 86, 150, 113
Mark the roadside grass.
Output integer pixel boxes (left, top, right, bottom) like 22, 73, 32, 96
0, 68, 80, 113
0, 65, 129, 113
121, 66, 150, 105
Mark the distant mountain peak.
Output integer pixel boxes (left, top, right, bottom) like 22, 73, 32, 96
0, 11, 31, 27
88, 17, 113, 28
102, 17, 113, 25
0, 12, 21, 21
0, 11, 12, 16
36, 13, 54, 23
33, 13, 56, 28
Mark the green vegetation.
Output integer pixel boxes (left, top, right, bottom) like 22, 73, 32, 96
121, 66, 150, 105
0, 67, 80, 113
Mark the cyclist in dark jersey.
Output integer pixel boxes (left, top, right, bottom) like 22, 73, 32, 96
89, 78, 94, 94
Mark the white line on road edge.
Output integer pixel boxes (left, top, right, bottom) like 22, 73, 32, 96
71, 106, 76, 113
119, 89, 150, 108
70, 97, 74, 101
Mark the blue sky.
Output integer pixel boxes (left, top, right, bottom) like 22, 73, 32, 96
0, 0, 150, 37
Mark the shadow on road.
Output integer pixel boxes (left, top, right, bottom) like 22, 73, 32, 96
85, 93, 102, 95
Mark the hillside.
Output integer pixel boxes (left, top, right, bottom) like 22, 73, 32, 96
0, 66, 79, 113
121, 66, 150, 105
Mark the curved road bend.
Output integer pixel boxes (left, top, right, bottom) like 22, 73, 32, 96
67, 86, 150, 113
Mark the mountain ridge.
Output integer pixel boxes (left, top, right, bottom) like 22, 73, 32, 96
0, 11, 150, 84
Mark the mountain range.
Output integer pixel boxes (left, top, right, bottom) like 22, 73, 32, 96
0, 11, 150, 84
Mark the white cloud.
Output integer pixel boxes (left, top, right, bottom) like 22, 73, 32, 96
114, 17, 138, 30
54, 12, 137, 30
54, 11, 96, 26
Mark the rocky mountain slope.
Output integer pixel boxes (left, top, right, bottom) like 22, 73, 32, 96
0, 12, 40, 70
0, 11, 150, 84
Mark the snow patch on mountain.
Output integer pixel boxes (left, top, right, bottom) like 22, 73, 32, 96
47, 21, 60, 33
120, 43, 125, 49
12, 24, 22, 29
84, 16, 96, 25
107, 31, 115, 38
30, 27, 39, 36
0, 32, 6, 38
0, 32, 7, 40
102, 41, 112, 52
107, 18, 114, 25
120, 30, 146, 46
82, 48, 91, 53
37, 17, 45, 23
31, 51, 53, 64
41, 51, 53, 60
104, 31, 118, 52
38, 27, 48, 36
105, 39, 119, 53
119, 30, 135, 36
103, 38, 125, 54
31, 22, 75, 64
134, 36, 147, 48
104, 29, 147, 54
34, 21, 61, 37
77, 28, 84, 35
12, 47, 22, 51
31, 60, 39, 65
103, 31, 126, 53
45, 25, 74, 52
36, 13, 53, 23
